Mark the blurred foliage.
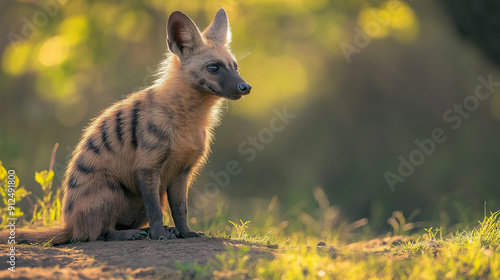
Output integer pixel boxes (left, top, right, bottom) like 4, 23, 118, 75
1, 0, 500, 233
0, 161, 30, 227
0, 158, 61, 227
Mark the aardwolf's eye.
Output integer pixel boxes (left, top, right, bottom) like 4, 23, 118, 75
207, 64, 219, 73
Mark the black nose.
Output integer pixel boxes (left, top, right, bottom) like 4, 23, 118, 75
237, 83, 252, 94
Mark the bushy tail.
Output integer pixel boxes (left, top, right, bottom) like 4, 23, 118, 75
0, 227, 71, 245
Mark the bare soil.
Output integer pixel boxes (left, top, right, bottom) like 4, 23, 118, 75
0, 237, 275, 279
0, 236, 407, 279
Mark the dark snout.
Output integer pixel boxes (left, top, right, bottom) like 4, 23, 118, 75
211, 71, 252, 100
237, 83, 252, 95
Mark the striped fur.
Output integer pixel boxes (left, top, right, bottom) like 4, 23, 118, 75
1, 8, 251, 244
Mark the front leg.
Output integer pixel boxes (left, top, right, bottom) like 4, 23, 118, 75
167, 168, 205, 238
137, 168, 171, 240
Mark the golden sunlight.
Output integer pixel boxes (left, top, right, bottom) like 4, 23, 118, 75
38, 36, 70, 67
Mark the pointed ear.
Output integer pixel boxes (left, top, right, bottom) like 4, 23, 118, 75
203, 8, 232, 46
167, 11, 204, 58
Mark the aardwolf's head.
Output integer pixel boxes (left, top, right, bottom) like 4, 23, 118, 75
167, 8, 251, 100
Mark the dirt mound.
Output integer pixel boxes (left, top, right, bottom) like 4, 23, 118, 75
0, 238, 274, 279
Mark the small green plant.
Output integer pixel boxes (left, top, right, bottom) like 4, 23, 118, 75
228, 219, 251, 239
398, 236, 424, 254
0, 160, 31, 227
476, 210, 500, 247
398, 227, 443, 254
30, 143, 62, 226
216, 219, 275, 245
448, 210, 500, 249
424, 226, 443, 242
31, 169, 61, 226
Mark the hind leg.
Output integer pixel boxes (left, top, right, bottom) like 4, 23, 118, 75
64, 186, 126, 242
66, 206, 114, 242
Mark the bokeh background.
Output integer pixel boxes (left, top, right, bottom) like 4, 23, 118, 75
1, 0, 500, 235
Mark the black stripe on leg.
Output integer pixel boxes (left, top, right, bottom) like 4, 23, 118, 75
86, 137, 100, 154
115, 109, 124, 145
131, 101, 141, 149
76, 157, 95, 174
100, 120, 113, 153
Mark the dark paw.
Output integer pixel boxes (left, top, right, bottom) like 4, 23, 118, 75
140, 226, 177, 240
153, 230, 178, 240
156, 235, 174, 241
180, 231, 207, 238
164, 226, 180, 239
129, 230, 144, 240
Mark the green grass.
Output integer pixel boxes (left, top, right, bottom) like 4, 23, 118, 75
185, 211, 500, 279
